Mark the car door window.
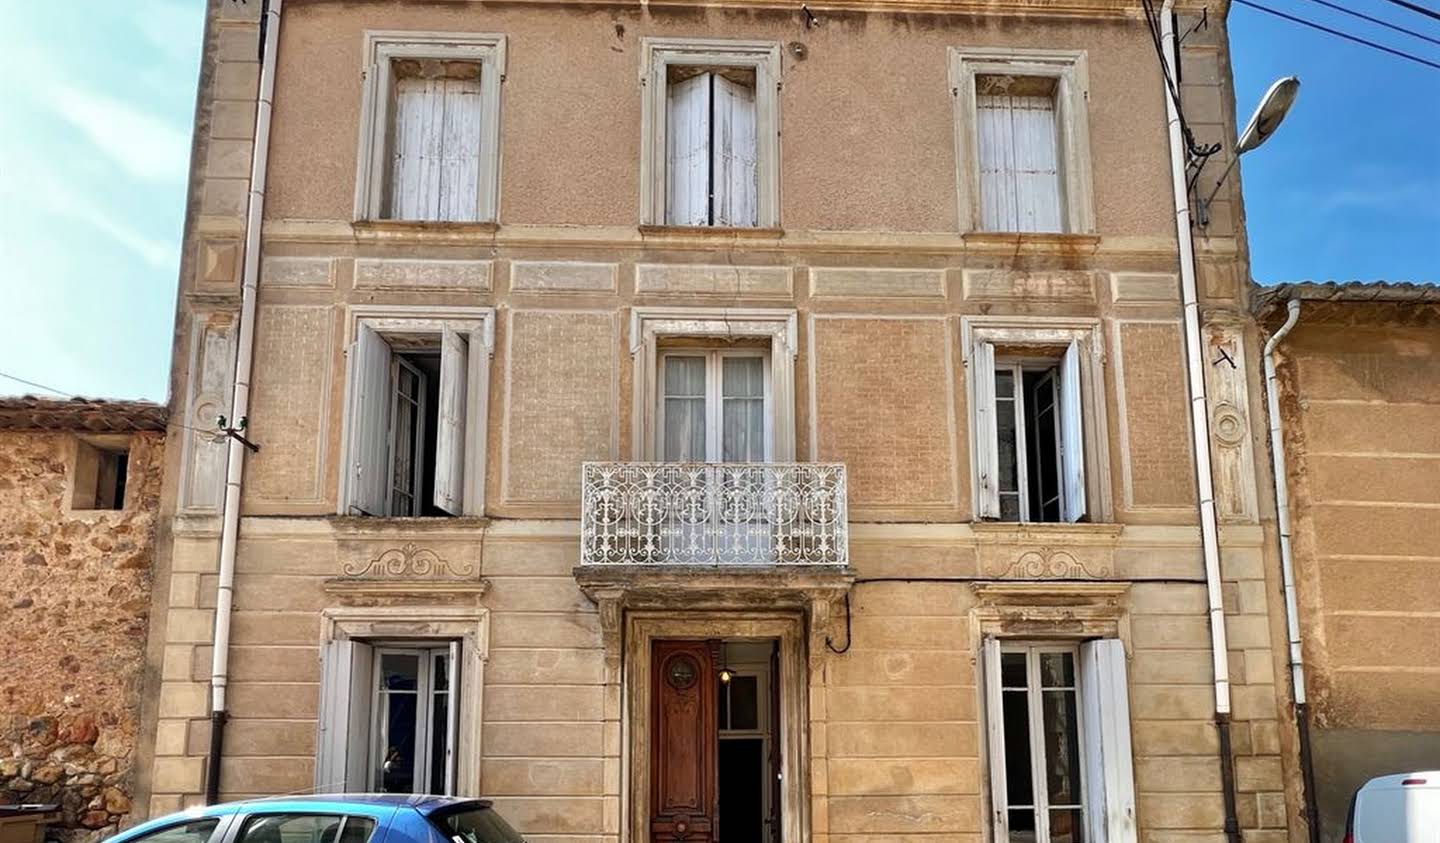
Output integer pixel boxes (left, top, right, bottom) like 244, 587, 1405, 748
127, 819, 223, 843
238, 815, 377, 843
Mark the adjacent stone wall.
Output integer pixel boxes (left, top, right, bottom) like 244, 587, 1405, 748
0, 431, 163, 841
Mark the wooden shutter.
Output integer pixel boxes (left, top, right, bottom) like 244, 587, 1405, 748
666, 72, 712, 226
434, 328, 470, 515
344, 324, 392, 517
711, 75, 758, 227
977, 93, 1062, 233
317, 638, 374, 792
1060, 339, 1087, 523
1079, 639, 1138, 843
972, 340, 1001, 519
982, 636, 1008, 842
390, 71, 483, 222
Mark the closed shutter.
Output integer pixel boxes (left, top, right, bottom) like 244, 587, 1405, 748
344, 323, 392, 517
972, 340, 1001, 519
1059, 339, 1087, 522
1079, 639, 1138, 843
389, 71, 483, 221
316, 638, 375, 792
434, 328, 470, 515
982, 636, 1009, 841
977, 92, 1063, 233
711, 75, 758, 227
666, 72, 712, 226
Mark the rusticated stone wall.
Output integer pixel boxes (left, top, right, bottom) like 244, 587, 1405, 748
0, 430, 164, 841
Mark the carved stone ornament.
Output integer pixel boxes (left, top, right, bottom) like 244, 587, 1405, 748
1000, 546, 1111, 579
342, 543, 476, 579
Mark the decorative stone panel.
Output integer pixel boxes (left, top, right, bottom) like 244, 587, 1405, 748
962, 268, 1096, 301
809, 267, 946, 299
354, 258, 493, 291
1203, 320, 1259, 522
1114, 321, 1196, 509
635, 264, 792, 298
510, 261, 617, 293
243, 306, 334, 505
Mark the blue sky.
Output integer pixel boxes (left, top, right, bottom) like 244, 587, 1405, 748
0, 2, 1436, 402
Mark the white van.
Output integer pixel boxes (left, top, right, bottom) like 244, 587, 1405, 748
1346, 771, 1440, 843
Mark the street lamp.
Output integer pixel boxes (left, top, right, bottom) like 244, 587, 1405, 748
1198, 75, 1301, 226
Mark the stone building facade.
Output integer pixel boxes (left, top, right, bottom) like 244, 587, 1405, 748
1256, 281, 1440, 843
0, 397, 167, 841
137, 1, 1308, 841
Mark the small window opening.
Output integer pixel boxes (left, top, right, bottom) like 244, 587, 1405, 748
389, 351, 445, 517
72, 440, 129, 511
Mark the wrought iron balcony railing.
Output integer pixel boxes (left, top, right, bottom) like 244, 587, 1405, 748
580, 462, 848, 566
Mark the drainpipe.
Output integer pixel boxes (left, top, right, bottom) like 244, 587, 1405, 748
1158, 5, 1242, 843
1263, 298, 1321, 843
206, 0, 282, 805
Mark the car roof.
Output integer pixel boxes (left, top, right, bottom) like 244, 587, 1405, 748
119, 795, 493, 839
1358, 771, 1440, 791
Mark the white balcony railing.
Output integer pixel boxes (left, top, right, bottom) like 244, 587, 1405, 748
580, 462, 848, 566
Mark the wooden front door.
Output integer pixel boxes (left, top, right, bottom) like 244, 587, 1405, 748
651, 640, 718, 843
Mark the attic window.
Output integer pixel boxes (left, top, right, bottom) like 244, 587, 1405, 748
72, 439, 129, 511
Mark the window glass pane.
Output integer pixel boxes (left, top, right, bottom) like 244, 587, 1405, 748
725, 675, 759, 731
1025, 369, 1062, 522
379, 693, 418, 792
1042, 689, 1083, 807
1039, 652, 1074, 688
664, 356, 706, 396
432, 808, 526, 843
1001, 652, 1028, 688
664, 398, 707, 461
433, 652, 450, 692
240, 815, 375, 843
1049, 809, 1084, 843
1007, 808, 1037, 843
995, 368, 1014, 399
722, 357, 764, 398
430, 692, 449, 794
382, 654, 420, 691
1002, 688, 1034, 807
997, 394, 1019, 497
722, 398, 764, 462
131, 819, 220, 843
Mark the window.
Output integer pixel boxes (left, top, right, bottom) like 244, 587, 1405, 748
238, 815, 376, 843
966, 317, 1110, 523
318, 639, 460, 795
125, 819, 221, 843
950, 48, 1094, 235
340, 310, 493, 517
659, 349, 770, 462
640, 39, 781, 228
354, 32, 505, 223
982, 638, 1136, 843
431, 806, 525, 843
71, 438, 129, 511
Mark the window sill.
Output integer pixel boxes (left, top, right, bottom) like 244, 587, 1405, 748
353, 219, 499, 237
963, 231, 1101, 255
331, 514, 491, 535
638, 224, 785, 240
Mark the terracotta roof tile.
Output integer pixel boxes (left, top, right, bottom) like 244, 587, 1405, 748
0, 395, 168, 433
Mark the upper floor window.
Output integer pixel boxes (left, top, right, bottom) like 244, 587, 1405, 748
950, 48, 1095, 235
71, 437, 130, 511
659, 349, 771, 462
354, 32, 505, 224
640, 39, 782, 229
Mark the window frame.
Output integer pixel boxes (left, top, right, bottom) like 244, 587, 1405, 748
994, 356, 1069, 523
949, 47, 1095, 235
639, 38, 783, 229
353, 31, 507, 224
338, 306, 495, 518
657, 347, 773, 462
962, 316, 1111, 523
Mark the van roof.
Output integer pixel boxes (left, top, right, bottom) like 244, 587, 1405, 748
1359, 771, 1440, 790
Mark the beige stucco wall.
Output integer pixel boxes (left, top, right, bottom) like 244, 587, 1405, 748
1274, 308, 1440, 842
141, 1, 1304, 842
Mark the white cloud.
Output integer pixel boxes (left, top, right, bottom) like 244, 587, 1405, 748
48, 83, 192, 183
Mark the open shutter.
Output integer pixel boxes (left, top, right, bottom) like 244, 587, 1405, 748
711, 75, 758, 227
434, 328, 470, 515
972, 341, 1001, 519
666, 72, 712, 226
982, 637, 1008, 842
1079, 639, 1138, 843
445, 640, 462, 794
344, 324, 391, 516
317, 638, 375, 793
1059, 339, 1087, 522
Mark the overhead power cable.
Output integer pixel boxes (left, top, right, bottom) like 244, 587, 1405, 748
1234, 0, 1440, 71
1378, 0, 1440, 23
0, 370, 76, 397
1299, 0, 1440, 47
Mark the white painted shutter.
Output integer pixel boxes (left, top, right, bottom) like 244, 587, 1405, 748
1060, 339, 1087, 523
316, 638, 374, 793
345, 323, 392, 517
434, 328, 470, 515
972, 340, 1001, 519
982, 636, 1009, 842
390, 73, 482, 221
1079, 639, 1138, 843
445, 640, 461, 795
666, 72, 712, 226
977, 93, 1062, 233
711, 75, 758, 227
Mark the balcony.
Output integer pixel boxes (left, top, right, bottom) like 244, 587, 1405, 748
580, 462, 848, 567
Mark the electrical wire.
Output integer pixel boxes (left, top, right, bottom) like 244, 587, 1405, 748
0, 370, 77, 397
1139, 0, 1223, 163
1299, 0, 1440, 48
1235, 0, 1440, 71
1378, 0, 1440, 24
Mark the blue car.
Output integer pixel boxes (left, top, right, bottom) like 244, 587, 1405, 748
104, 796, 523, 843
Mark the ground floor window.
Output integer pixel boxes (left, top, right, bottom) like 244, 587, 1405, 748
983, 637, 1138, 843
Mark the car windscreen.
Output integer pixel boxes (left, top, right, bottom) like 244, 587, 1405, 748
428, 808, 524, 843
